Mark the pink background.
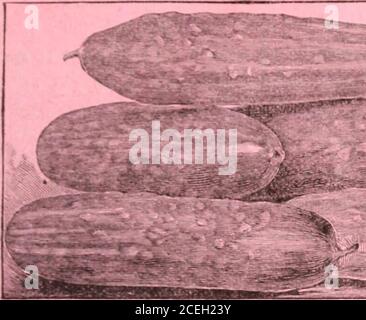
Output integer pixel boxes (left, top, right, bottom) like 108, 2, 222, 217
2, 1, 366, 298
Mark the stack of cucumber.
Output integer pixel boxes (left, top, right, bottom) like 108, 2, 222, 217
6, 12, 366, 295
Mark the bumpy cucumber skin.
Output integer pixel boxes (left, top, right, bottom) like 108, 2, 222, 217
76, 12, 366, 105
36, 102, 284, 199
6, 192, 340, 292
240, 99, 366, 202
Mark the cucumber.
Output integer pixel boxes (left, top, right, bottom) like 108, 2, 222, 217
242, 99, 366, 202
64, 12, 366, 105
36, 102, 284, 199
288, 188, 366, 280
5, 192, 354, 292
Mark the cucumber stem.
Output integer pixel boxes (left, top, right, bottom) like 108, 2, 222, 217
334, 242, 359, 261
63, 49, 80, 62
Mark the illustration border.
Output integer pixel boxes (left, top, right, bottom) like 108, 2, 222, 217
1, 0, 365, 299
3, 1, 366, 6
1, 1, 6, 301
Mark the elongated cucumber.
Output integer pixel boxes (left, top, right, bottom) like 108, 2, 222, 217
36, 102, 284, 199
64, 12, 366, 105
5, 192, 355, 292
